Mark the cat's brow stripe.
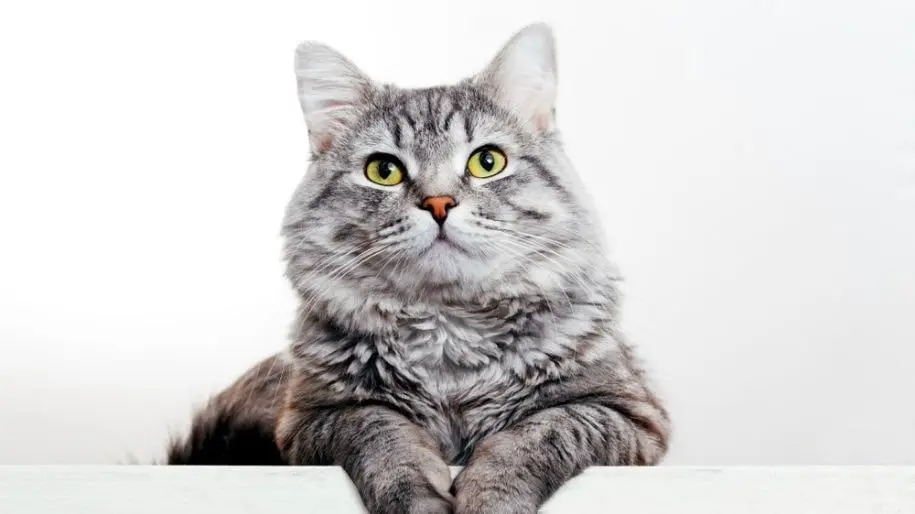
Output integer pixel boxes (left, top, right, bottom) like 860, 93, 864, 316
391, 118, 403, 149
462, 112, 474, 143
442, 106, 458, 133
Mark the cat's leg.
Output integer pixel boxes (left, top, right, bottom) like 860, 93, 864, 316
452, 391, 670, 514
278, 405, 454, 514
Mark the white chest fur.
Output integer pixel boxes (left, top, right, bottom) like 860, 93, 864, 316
394, 307, 509, 399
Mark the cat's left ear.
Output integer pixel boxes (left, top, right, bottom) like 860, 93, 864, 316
476, 23, 558, 133
295, 42, 375, 154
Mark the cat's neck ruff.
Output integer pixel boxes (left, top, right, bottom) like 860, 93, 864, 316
291, 259, 618, 337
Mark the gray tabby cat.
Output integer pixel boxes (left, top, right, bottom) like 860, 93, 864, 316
166, 23, 671, 514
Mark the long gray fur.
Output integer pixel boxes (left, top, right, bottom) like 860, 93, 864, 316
166, 22, 670, 514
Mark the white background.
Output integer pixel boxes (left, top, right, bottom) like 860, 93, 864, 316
1, 0, 913, 466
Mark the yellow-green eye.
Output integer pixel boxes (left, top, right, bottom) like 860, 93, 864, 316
365, 154, 405, 186
467, 146, 508, 178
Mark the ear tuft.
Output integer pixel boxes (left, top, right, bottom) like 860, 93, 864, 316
294, 42, 373, 153
477, 23, 558, 133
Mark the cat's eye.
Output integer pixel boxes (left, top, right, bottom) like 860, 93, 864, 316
467, 146, 508, 179
364, 154, 406, 186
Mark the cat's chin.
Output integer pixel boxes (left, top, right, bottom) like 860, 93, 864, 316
377, 224, 520, 292
425, 235, 466, 255
395, 243, 488, 288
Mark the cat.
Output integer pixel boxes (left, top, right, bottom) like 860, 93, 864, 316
165, 23, 671, 514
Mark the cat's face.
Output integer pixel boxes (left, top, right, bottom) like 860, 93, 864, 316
283, 25, 604, 301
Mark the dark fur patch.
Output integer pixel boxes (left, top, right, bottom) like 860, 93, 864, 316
166, 407, 287, 466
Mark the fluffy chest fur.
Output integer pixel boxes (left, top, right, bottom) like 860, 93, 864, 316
295, 294, 615, 463
391, 307, 527, 462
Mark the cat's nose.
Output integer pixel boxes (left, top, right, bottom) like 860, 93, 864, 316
420, 196, 456, 226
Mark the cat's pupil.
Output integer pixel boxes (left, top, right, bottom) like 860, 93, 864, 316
480, 151, 495, 171
378, 161, 393, 179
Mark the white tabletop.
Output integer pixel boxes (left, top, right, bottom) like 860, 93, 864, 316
1, 466, 913, 513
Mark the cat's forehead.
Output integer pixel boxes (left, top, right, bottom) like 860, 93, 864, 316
361, 85, 509, 161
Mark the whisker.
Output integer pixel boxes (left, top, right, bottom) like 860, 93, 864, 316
484, 239, 561, 337
498, 229, 607, 300
497, 237, 577, 310
298, 245, 394, 326
472, 216, 604, 253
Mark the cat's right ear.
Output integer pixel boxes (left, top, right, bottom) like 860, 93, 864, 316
295, 42, 374, 153
475, 23, 558, 134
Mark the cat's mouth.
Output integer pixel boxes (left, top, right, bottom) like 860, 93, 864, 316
424, 228, 470, 256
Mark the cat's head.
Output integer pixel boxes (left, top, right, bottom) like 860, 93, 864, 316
283, 24, 609, 304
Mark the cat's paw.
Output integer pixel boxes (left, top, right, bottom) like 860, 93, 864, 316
403, 493, 455, 514
367, 489, 453, 514
454, 492, 537, 514
452, 469, 537, 514
366, 468, 455, 514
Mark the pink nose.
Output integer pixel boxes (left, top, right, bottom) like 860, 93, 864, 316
421, 196, 456, 225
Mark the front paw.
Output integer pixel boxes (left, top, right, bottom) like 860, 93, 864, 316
402, 493, 454, 514
366, 486, 453, 514
364, 469, 455, 514
452, 468, 537, 514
